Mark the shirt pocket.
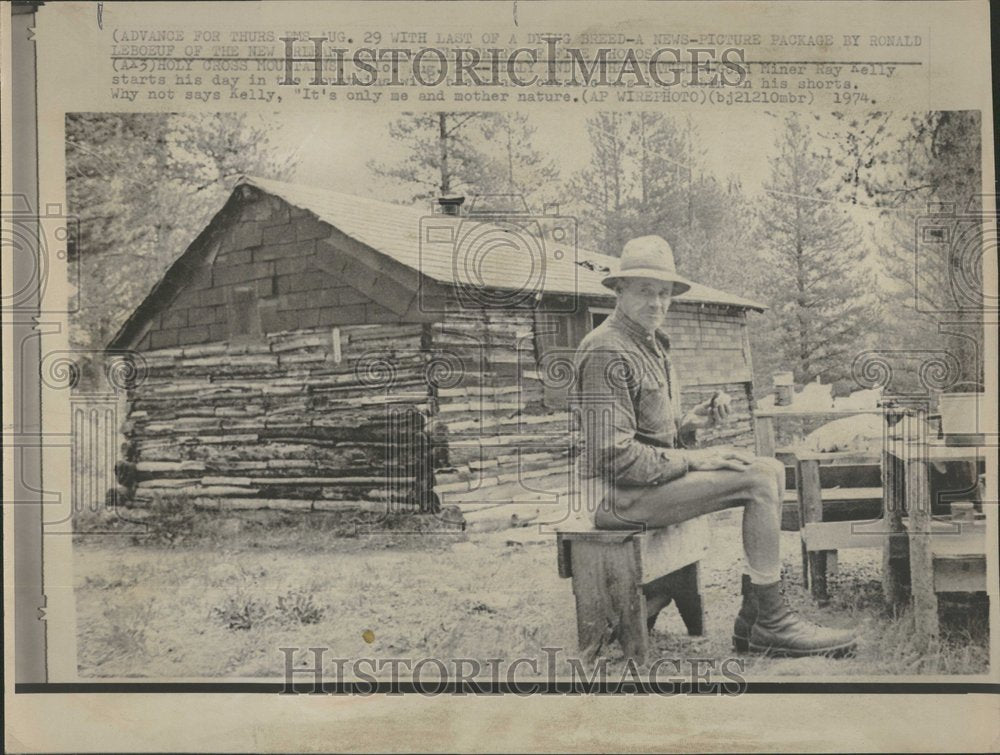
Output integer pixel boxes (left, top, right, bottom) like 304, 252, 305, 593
635, 372, 671, 436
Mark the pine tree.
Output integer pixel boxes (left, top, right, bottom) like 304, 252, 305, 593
753, 113, 874, 384
821, 111, 984, 390
66, 113, 295, 354
368, 112, 559, 209
570, 112, 697, 257
476, 113, 561, 210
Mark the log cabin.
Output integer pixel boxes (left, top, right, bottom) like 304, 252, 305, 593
108, 176, 764, 519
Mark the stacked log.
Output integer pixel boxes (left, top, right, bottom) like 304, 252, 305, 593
429, 301, 575, 506
121, 302, 756, 516
122, 323, 435, 512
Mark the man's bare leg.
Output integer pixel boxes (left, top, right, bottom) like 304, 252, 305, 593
594, 456, 857, 657
595, 457, 783, 582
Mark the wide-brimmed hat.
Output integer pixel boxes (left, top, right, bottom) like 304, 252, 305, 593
601, 235, 692, 295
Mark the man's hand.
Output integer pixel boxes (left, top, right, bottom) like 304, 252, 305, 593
686, 448, 754, 472
680, 391, 734, 433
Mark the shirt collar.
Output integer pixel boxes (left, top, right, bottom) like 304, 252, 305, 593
608, 306, 672, 352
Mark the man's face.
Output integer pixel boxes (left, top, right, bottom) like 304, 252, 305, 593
617, 278, 673, 332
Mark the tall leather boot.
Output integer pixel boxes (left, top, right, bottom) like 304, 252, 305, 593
749, 581, 857, 657
732, 574, 756, 652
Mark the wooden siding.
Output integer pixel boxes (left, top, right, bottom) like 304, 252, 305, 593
429, 298, 572, 506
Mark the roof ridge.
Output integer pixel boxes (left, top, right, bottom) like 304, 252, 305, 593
240, 174, 427, 214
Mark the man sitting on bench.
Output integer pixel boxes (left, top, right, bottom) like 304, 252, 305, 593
573, 235, 857, 658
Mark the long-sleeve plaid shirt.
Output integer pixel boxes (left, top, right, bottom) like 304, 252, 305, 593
573, 307, 695, 487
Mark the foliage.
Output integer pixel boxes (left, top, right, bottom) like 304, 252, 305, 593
66, 113, 296, 360
477, 112, 562, 210
569, 112, 695, 257
750, 114, 875, 385
212, 580, 324, 630
819, 111, 984, 389
136, 491, 199, 545
275, 588, 325, 625
368, 111, 560, 210
88, 602, 155, 666
212, 591, 270, 631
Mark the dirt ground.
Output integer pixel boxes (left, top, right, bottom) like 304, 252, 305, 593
73, 508, 989, 680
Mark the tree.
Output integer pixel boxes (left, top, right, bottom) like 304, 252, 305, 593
476, 113, 560, 210
369, 112, 487, 200
368, 112, 560, 209
66, 113, 295, 358
820, 111, 985, 390
570, 112, 702, 257
751, 113, 875, 385
568, 112, 758, 303
568, 112, 632, 255
674, 173, 757, 296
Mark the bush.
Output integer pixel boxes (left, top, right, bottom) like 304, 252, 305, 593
212, 591, 270, 631
275, 588, 325, 625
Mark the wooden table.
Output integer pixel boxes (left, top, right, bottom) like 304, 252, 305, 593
883, 438, 988, 648
754, 407, 868, 458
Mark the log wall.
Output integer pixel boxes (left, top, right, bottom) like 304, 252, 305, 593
429, 300, 573, 506
123, 303, 755, 514
122, 323, 435, 513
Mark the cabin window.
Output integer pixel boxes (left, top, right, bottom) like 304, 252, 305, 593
589, 307, 613, 329
536, 311, 573, 349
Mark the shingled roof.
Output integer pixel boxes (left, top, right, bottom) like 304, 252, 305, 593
244, 176, 765, 310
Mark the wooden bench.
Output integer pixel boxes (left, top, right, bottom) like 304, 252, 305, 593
556, 515, 710, 664
787, 450, 883, 603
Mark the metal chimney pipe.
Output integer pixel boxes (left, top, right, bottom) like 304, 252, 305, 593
438, 196, 465, 216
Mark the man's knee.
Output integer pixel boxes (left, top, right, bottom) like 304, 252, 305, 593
752, 456, 785, 478
745, 459, 782, 505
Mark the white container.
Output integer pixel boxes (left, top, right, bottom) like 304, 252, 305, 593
938, 392, 980, 436
773, 371, 794, 407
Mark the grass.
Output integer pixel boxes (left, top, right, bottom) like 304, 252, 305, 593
73, 508, 990, 680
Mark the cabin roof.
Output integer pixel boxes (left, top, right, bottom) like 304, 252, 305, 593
244, 176, 766, 311
108, 176, 765, 350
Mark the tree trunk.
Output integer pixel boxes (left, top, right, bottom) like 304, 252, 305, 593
438, 113, 450, 196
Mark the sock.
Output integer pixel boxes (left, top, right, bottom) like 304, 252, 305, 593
744, 557, 780, 586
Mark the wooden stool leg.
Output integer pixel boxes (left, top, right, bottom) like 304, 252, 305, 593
671, 563, 705, 636
570, 540, 648, 663
801, 539, 810, 589
642, 575, 674, 631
